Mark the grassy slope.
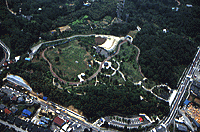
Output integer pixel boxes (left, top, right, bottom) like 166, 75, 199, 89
45, 40, 92, 80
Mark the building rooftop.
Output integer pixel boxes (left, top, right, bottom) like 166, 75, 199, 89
53, 116, 65, 127
176, 123, 187, 131
184, 99, 190, 106
6, 74, 32, 91
0, 104, 6, 110
22, 109, 32, 116
4, 108, 11, 115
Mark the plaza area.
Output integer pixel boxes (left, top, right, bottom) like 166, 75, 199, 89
95, 35, 124, 52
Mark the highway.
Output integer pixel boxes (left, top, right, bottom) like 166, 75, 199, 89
160, 48, 200, 128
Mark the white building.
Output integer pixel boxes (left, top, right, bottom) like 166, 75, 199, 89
5, 74, 32, 92
186, 4, 193, 7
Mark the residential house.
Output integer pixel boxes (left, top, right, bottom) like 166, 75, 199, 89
2, 96, 10, 103
4, 108, 11, 115
43, 96, 48, 101
25, 57, 31, 61
7, 115, 15, 124
0, 92, 4, 97
21, 120, 28, 130
193, 118, 200, 128
3, 62, 7, 66
17, 96, 25, 103
11, 96, 17, 102
27, 123, 34, 131
10, 106, 18, 113
183, 99, 190, 106
186, 4, 193, 7
15, 56, 20, 62
0, 104, 6, 111
32, 125, 39, 132
176, 123, 187, 131
139, 117, 143, 122
22, 109, 32, 117
53, 116, 65, 127
15, 117, 22, 127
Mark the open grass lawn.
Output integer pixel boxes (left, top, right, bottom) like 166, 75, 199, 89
122, 62, 143, 82
114, 42, 143, 82
46, 40, 93, 80
127, 30, 138, 39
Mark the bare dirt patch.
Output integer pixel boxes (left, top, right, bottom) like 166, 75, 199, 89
194, 97, 200, 105
95, 37, 106, 45
51, 25, 72, 33
127, 30, 138, 39
67, 105, 83, 116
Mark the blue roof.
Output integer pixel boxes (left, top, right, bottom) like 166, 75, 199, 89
22, 113, 27, 117
22, 109, 32, 116
43, 96, 47, 101
25, 58, 31, 61
39, 121, 45, 125
184, 99, 190, 106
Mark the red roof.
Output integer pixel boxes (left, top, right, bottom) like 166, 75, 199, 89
12, 96, 17, 101
53, 116, 65, 127
3, 62, 7, 66
4, 108, 11, 115
9, 60, 14, 64
139, 117, 143, 122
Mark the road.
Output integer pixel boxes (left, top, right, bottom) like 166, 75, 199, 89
31, 34, 97, 56
28, 92, 101, 132
159, 48, 200, 129
1, 84, 101, 131
0, 119, 26, 132
0, 40, 10, 66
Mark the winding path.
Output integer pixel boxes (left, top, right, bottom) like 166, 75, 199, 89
133, 45, 145, 78
42, 39, 128, 85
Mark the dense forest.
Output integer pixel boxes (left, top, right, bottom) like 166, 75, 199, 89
0, 0, 199, 123
2, 58, 169, 122
0, 48, 4, 61
122, 0, 200, 88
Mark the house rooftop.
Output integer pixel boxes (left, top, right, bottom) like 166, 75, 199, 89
53, 116, 65, 127
22, 109, 32, 116
0, 104, 6, 110
4, 108, 11, 115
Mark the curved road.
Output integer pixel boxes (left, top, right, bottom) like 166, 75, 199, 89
0, 40, 10, 66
